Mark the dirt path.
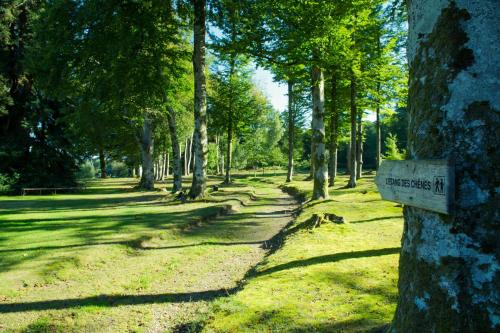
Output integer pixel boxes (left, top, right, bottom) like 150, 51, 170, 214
0, 180, 297, 332
147, 183, 298, 332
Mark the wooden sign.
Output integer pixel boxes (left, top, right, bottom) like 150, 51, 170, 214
375, 160, 454, 214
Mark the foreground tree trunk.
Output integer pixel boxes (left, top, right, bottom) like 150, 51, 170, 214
356, 113, 363, 180
391, 1, 499, 332
138, 115, 154, 190
286, 80, 294, 182
328, 73, 338, 186
98, 148, 106, 179
166, 106, 182, 193
311, 62, 328, 199
347, 71, 357, 187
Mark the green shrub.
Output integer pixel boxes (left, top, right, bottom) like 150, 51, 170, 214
76, 161, 96, 179
0, 173, 19, 194
383, 133, 406, 160
109, 161, 129, 178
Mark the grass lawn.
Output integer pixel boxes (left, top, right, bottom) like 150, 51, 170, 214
0, 173, 403, 332
203, 173, 403, 332
0, 177, 296, 332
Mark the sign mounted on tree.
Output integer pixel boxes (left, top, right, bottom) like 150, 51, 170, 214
375, 160, 454, 214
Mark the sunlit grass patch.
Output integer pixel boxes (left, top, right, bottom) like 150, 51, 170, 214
204, 173, 403, 332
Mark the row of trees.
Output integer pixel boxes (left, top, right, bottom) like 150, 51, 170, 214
202, 0, 408, 199
0, 0, 288, 196
0, 0, 407, 198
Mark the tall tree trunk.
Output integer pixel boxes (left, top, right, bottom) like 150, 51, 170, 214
161, 153, 166, 179
311, 61, 328, 200
346, 141, 351, 175
221, 140, 225, 176
154, 161, 157, 181
98, 148, 106, 179
187, 131, 193, 173
391, 1, 499, 332
225, 116, 233, 184
166, 152, 170, 177
138, 114, 154, 190
347, 71, 357, 188
376, 83, 381, 169
166, 106, 182, 193
286, 80, 294, 182
189, 0, 208, 199
328, 72, 338, 186
184, 137, 189, 176
356, 113, 363, 180
215, 135, 220, 175
307, 131, 314, 180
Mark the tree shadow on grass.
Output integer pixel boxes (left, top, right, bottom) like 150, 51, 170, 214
255, 247, 401, 277
350, 215, 402, 224
0, 203, 240, 272
0, 194, 166, 216
0, 288, 238, 313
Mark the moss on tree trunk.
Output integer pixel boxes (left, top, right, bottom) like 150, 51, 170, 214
391, 1, 500, 332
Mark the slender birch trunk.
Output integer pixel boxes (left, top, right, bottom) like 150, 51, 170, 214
161, 153, 165, 180
187, 131, 193, 173
98, 148, 106, 179
347, 71, 357, 188
166, 106, 182, 193
166, 152, 170, 177
138, 114, 154, 190
184, 137, 188, 176
328, 72, 338, 186
286, 80, 294, 182
225, 115, 233, 184
356, 113, 363, 180
376, 87, 381, 168
311, 61, 328, 200
215, 135, 220, 175
391, 1, 499, 332
346, 141, 351, 175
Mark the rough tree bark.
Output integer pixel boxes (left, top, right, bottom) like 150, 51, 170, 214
166, 106, 182, 193
328, 73, 338, 187
98, 148, 106, 179
390, 1, 499, 332
356, 112, 363, 180
138, 114, 154, 190
286, 80, 294, 182
311, 62, 328, 199
189, 0, 208, 199
347, 71, 357, 188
